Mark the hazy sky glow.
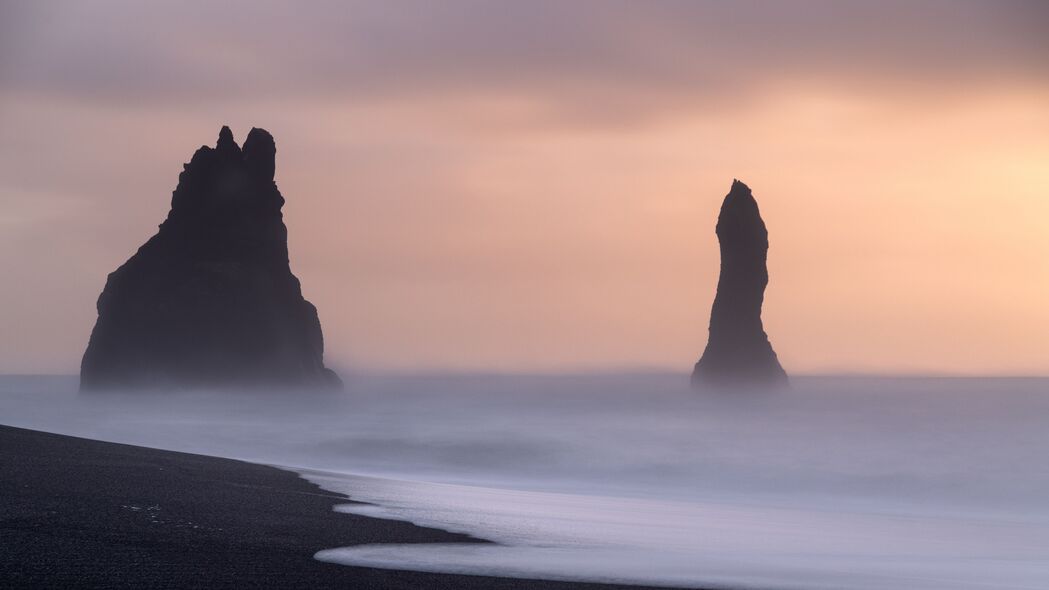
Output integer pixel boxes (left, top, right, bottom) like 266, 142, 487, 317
1, 0, 1047, 375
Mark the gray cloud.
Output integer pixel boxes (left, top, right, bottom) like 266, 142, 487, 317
2, 0, 1046, 117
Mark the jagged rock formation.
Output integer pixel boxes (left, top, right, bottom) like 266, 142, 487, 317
692, 180, 787, 388
81, 126, 341, 390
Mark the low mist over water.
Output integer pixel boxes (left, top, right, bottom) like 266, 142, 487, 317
2, 374, 1047, 588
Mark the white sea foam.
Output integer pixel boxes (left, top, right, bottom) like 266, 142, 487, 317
1, 374, 1047, 588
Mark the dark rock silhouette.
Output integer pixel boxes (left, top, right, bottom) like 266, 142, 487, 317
692, 180, 787, 388
81, 127, 341, 390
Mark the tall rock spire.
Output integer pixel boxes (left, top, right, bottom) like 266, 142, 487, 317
692, 180, 787, 388
80, 126, 340, 390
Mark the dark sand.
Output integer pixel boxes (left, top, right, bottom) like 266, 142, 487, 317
0, 424, 696, 589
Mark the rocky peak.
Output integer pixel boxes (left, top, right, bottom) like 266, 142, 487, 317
242, 127, 276, 182
81, 126, 339, 391
692, 179, 787, 389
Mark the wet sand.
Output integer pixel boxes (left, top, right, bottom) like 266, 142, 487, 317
0, 424, 695, 589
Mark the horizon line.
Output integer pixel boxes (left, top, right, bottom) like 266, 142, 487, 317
5, 371, 1048, 380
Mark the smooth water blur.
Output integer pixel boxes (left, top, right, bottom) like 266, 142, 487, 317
2, 374, 1048, 588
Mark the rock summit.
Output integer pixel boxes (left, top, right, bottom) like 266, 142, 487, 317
81, 127, 340, 390
692, 179, 787, 388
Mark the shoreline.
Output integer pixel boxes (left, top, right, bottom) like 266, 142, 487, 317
0, 424, 696, 589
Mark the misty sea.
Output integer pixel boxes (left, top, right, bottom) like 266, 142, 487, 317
1, 374, 1047, 589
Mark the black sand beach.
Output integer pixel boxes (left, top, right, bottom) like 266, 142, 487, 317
0, 424, 692, 589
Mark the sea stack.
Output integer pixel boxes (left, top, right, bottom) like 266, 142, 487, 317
692, 180, 787, 388
80, 127, 341, 390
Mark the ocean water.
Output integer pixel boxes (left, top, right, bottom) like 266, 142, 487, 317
1, 374, 1047, 589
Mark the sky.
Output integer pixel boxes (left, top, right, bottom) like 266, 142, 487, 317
0, 0, 1047, 375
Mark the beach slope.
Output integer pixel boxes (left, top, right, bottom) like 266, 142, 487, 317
0, 424, 683, 590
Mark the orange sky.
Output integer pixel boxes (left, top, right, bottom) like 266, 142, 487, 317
1, 1, 1047, 375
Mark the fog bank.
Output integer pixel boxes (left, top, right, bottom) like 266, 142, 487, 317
1, 375, 1047, 588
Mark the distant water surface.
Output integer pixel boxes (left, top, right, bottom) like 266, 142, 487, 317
1, 374, 1047, 589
